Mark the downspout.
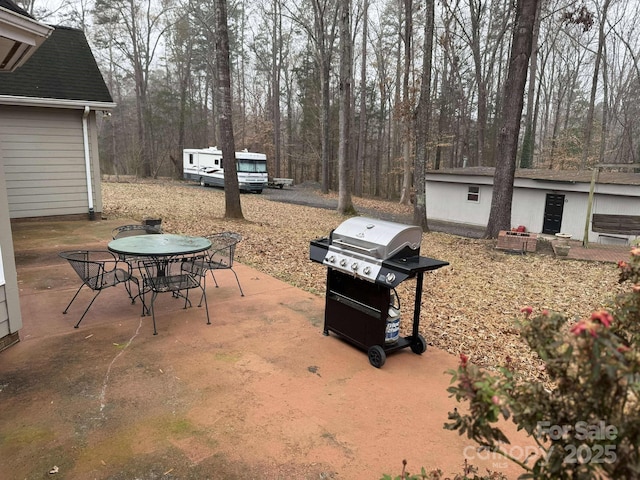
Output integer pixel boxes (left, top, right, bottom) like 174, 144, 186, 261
82, 106, 95, 219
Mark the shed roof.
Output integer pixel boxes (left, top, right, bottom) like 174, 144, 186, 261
427, 167, 640, 186
0, 26, 113, 103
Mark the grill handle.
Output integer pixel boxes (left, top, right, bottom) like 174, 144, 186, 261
331, 238, 378, 255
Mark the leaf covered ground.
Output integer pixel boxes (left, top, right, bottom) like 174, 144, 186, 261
102, 179, 625, 382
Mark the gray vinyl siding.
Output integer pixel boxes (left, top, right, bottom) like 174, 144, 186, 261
0, 105, 99, 219
0, 285, 8, 338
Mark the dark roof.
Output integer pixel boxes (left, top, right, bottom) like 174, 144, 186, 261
427, 167, 640, 186
0, 0, 32, 18
0, 26, 113, 103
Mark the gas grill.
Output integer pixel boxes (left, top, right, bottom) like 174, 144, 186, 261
310, 217, 449, 368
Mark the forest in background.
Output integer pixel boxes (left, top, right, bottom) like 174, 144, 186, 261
19, 0, 640, 201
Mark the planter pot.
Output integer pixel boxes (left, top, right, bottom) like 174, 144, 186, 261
555, 244, 571, 257
555, 233, 572, 245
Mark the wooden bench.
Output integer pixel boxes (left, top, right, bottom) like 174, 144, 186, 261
592, 214, 640, 242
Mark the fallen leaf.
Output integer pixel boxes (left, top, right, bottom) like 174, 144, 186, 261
103, 180, 626, 387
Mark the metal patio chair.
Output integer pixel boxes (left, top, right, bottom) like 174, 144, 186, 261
112, 223, 162, 239
139, 254, 210, 335
59, 250, 141, 328
193, 232, 245, 303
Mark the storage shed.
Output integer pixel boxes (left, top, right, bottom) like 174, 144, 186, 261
425, 167, 640, 244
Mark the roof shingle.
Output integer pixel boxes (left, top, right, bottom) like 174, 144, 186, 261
0, 26, 113, 103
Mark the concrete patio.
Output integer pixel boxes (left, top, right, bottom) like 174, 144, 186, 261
1, 218, 539, 479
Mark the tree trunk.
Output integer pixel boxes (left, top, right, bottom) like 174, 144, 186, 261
272, 0, 282, 177
485, 0, 539, 239
337, 0, 354, 214
355, 0, 368, 197
413, 0, 435, 230
519, 0, 540, 168
215, 0, 244, 219
399, 0, 413, 205
581, 0, 611, 170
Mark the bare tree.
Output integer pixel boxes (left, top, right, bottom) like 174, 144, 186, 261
398, 0, 413, 205
282, 0, 339, 193
579, 0, 608, 170
354, 0, 368, 197
94, 0, 173, 177
485, 0, 539, 239
337, 0, 355, 214
413, 0, 435, 230
519, 0, 541, 168
215, 0, 244, 219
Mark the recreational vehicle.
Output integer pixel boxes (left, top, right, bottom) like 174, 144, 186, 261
183, 147, 268, 193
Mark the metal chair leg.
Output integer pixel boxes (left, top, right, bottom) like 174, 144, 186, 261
150, 291, 158, 335
200, 285, 210, 325
230, 269, 245, 297
73, 290, 103, 328
63, 283, 86, 314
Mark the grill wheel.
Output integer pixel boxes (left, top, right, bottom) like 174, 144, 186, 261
411, 334, 427, 355
367, 345, 386, 368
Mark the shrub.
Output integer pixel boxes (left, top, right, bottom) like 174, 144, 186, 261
445, 248, 640, 479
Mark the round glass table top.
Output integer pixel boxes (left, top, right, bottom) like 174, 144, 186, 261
108, 234, 211, 256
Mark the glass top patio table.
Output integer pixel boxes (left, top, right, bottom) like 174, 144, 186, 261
108, 233, 212, 257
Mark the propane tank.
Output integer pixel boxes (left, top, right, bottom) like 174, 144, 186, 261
385, 305, 401, 344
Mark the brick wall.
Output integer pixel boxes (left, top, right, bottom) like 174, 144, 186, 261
496, 231, 538, 252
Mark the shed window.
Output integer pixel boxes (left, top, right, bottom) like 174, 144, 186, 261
467, 185, 480, 202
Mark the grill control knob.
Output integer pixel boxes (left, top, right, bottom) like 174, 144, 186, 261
386, 272, 396, 283
327, 255, 336, 263
351, 262, 358, 271
363, 266, 371, 275
340, 259, 347, 267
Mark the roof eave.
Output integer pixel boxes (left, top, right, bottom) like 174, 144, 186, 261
0, 94, 116, 110
0, 6, 53, 71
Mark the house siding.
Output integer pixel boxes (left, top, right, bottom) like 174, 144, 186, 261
0, 285, 8, 338
0, 137, 22, 345
0, 105, 101, 219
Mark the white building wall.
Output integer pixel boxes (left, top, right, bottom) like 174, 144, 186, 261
426, 181, 492, 227
511, 188, 545, 232
426, 175, 640, 243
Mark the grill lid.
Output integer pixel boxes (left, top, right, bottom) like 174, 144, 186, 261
330, 217, 422, 260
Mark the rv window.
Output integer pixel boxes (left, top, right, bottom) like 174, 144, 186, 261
237, 159, 268, 173
189, 154, 194, 165
467, 185, 480, 202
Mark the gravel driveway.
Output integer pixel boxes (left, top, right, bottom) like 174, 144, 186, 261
261, 183, 486, 238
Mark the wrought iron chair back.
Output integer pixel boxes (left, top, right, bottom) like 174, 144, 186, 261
139, 254, 210, 335
112, 224, 162, 239
195, 232, 244, 298
59, 250, 140, 328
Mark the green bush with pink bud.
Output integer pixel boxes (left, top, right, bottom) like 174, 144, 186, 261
444, 248, 640, 479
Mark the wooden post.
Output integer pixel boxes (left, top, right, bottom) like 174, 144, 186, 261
583, 168, 598, 248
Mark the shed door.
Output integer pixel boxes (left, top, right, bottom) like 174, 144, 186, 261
542, 194, 565, 234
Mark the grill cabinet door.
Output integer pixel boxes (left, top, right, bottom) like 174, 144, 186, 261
324, 269, 391, 350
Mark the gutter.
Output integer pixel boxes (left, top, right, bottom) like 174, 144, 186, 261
82, 106, 94, 219
0, 95, 116, 110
